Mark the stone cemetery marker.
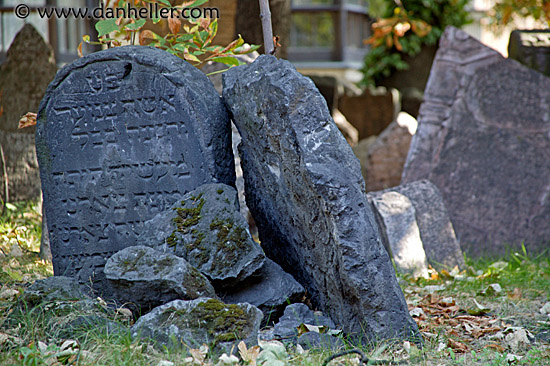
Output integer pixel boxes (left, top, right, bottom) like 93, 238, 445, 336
0, 24, 57, 201
508, 30, 550, 77
402, 27, 550, 257
36, 46, 235, 294
368, 191, 429, 278
223, 55, 420, 342
368, 180, 464, 274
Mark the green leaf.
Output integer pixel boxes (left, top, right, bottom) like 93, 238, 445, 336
187, 0, 209, 7
176, 34, 194, 42
152, 16, 161, 24
257, 340, 288, 366
210, 56, 241, 67
191, 50, 205, 56
95, 18, 119, 37
124, 19, 146, 31
172, 43, 191, 52
156, 0, 172, 6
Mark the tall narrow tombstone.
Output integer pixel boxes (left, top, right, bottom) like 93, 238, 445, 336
402, 27, 550, 257
223, 55, 420, 343
0, 24, 57, 201
36, 46, 235, 295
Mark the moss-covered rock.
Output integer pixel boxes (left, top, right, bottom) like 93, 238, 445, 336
142, 183, 265, 289
131, 297, 263, 353
104, 246, 216, 313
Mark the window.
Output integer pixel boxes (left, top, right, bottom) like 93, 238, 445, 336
289, 0, 370, 64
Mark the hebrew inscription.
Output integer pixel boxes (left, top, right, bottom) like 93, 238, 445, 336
36, 47, 235, 294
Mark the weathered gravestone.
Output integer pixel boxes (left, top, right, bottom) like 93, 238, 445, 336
368, 180, 464, 274
368, 191, 429, 278
36, 46, 235, 295
223, 55, 420, 342
508, 30, 550, 77
402, 27, 550, 257
354, 112, 417, 192
0, 24, 57, 201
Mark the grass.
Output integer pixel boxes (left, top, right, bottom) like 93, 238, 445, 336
0, 201, 549, 365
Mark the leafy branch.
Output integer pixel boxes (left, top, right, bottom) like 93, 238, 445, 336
80, 0, 259, 69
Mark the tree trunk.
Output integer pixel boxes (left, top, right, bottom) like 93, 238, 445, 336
235, 0, 290, 58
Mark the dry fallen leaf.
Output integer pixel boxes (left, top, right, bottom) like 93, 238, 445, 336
447, 338, 469, 353
18, 112, 37, 129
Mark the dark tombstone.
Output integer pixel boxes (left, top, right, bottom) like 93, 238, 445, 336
0, 24, 57, 202
36, 46, 235, 295
508, 30, 550, 77
223, 55, 420, 343
402, 26, 550, 257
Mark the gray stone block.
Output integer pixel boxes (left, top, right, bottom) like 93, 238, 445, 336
219, 258, 305, 325
402, 27, 550, 257
104, 246, 216, 312
143, 183, 265, 289
131, 298, 263, 352
223, 55, 420, 343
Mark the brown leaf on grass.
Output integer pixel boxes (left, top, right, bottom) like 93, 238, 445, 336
508, 287, 522, 300
168, 17, 181, 35
485, 343, 505, 352
447, 338, 469, 353
139, 30, 155, 45
18, 112, 37, 129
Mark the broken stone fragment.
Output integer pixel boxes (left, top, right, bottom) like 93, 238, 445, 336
143, 183, 265, 289
368, 180, 465, 274
131, 297, 263, 352
219, 258, 305, 325
368, 190, 429, 278
104, 246, 216, 312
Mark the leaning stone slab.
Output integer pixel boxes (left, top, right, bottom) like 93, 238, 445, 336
0, 24, 57, 201
131, 297, 263, 352
143, 183, 265, 288
219, 258, 305, 325
223, 55, 420, 342
402, 26, 550, 257
36, 46, 235, 295
104, 246, 216, 312
391, 180, 464, 271
367, 191, 429, 278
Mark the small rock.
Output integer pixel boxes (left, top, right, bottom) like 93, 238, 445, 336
131, 298, 263, 352
19, 276, 88, 307
409, 308, 424, 317
273, 303, 335, 342
297, 332, 345, 351
105, 246, 216, 312
144, 183, 265, 288
0, 288, 19, 301
539, 302, 550, 315
9, 244, 23, 257
219, 258, 304, 325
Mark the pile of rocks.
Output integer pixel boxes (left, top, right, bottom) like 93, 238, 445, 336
36, 46, 420, 351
